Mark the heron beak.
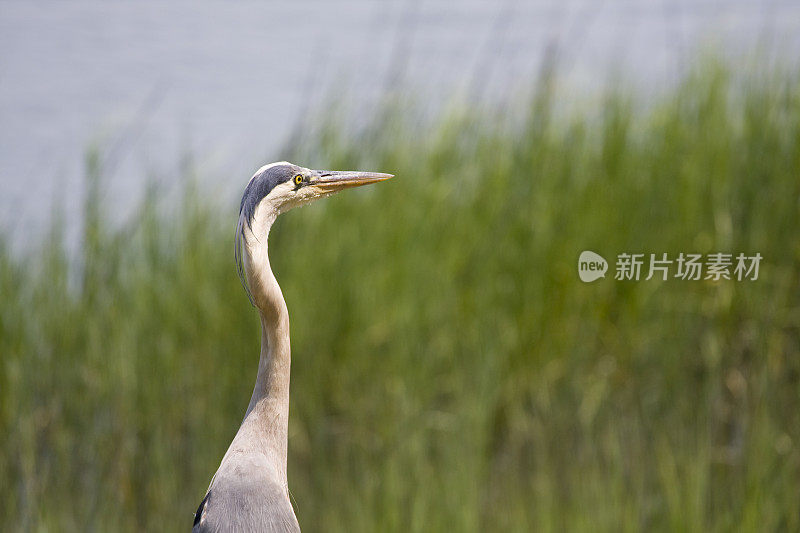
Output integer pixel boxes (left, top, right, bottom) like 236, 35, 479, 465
312, 170, 394, 192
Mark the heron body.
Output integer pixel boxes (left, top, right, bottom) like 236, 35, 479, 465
193, 162, 392, 532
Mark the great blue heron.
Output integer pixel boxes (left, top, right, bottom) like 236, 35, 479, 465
192, 162, 393, 532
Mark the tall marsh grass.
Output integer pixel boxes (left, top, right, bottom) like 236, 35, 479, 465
1, 65, 799, 531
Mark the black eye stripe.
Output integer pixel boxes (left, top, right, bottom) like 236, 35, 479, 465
239, 164, 302, 229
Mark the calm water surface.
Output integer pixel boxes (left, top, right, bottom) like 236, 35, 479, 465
1, 0, 798, 248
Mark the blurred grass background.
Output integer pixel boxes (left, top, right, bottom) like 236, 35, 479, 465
1, 63, 800, 532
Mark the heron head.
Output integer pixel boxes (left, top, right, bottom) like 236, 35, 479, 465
235, 161, 393, 304
238, 162, 392, 225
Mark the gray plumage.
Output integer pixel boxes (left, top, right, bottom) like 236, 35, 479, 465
193, 460, 299, 532
193, 162, 392, 532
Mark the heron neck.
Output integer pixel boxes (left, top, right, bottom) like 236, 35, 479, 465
242, 226, 292, 482
248, 264, 291, 415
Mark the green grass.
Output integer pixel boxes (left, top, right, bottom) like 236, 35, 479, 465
1, 63, 799, 531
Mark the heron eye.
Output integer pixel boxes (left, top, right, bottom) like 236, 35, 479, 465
293, 174, 304, 186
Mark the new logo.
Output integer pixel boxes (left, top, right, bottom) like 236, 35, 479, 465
578, 251, 608, 282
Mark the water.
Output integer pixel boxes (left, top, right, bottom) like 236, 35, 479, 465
1, 0, 797, 249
